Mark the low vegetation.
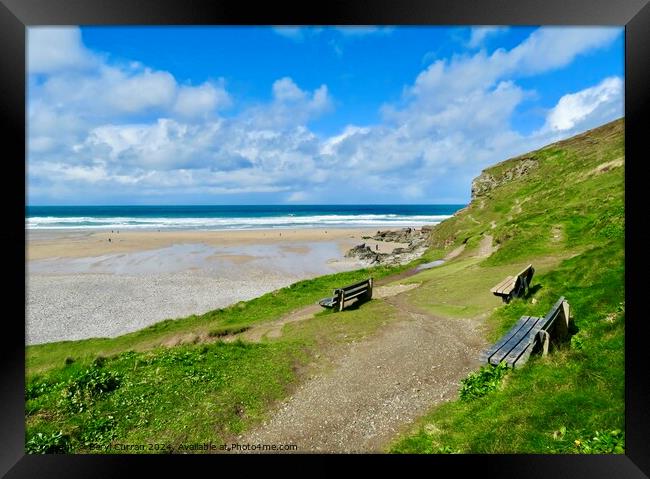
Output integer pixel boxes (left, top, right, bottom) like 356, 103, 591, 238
458, 362, 510, 401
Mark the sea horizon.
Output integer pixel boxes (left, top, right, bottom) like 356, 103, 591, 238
25, 204, 466, 231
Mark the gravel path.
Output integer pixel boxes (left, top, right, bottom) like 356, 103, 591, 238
238, 293, 487, 453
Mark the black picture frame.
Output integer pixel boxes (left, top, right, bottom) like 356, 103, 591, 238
2, 0, 648, 476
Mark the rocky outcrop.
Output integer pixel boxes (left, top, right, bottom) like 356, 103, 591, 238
345, 243, 389, 265
346, 227, 431, 266
471, 157, 538, 200
370, 226, 432, 244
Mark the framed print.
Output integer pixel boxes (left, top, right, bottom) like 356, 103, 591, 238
2, 0, 648, 476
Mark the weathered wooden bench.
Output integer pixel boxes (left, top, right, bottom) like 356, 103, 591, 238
479, 296, 571, 368
318, 278, 373, 312
490, 264, 535, 303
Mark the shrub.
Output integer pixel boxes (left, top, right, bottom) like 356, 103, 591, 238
61, 366, 122, 413
25, 431, 71, 454
92, 356, 107, 368
26, 380, 57, 401
574, 430, 625, 454
459, 362, 509, 401
435, 445, 460, 454
79, 415, 117, 447
570, 335, 584, 350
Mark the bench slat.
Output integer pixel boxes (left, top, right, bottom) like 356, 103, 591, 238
490, 276, 514, 294
343, 289, 370, 301
541, 296, 566, 327
499, 281, 516, 295
480, 295, 570, 368
516, 264, 534, 279
508, 297, 566, 368
341, 279, 373, 292
479, 315, 531, 363
489, 316, 541, 365
490, 265, 535, 300
318, 297, 337, 308
508, 319, 552, 367
507, 340, 535, 368
488, 316, 537, 365
342, 284, 370, 296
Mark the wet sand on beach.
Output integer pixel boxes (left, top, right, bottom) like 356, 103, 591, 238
26, 227, 412, 345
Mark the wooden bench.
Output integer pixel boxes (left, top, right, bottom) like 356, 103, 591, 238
318, 278, 373, 312
479, 296, 571, 368
490, 264, 535, 303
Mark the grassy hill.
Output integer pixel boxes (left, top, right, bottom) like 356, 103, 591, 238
390, 118, 625, 453
25, 118, 625, 454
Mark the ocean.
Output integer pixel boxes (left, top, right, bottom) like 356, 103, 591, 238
25, 204, 465, 230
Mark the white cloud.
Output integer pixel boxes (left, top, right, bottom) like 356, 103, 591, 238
173, 82, 231, 118
28, 55, 235, 170
108, 69, 177, 113
28, 27, 96, 74
272, 77, 331, 113
287, 191, 309, 202
242, 77, 333, 129
334, 26, 394, 37
504, 26, 620, 74
467, 26, 509, 48
413, 27, 619, 102
542, 76, 623, 133
272, 77, 307, 102
320, 125, 370, 156
272, 26, 309, 40
82, 119, 229, 170
272, 26, 391, 41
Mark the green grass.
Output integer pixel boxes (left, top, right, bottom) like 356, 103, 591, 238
26, 340, 307, 453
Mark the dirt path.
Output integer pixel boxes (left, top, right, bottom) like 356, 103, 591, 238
236, 305, 321, 342
477, 234, 495, 258
444, 244, 465, 260
234, 283, 421, 343
237, 288, 487, 453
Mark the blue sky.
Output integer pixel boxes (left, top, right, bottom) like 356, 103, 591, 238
27, 26, 624, 205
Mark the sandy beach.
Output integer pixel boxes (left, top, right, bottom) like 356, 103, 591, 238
26, 227, 411, 345
26, 228, 403, 261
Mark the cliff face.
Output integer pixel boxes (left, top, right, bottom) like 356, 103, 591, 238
470, 157, 539, 200
428, 118, 623, 259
